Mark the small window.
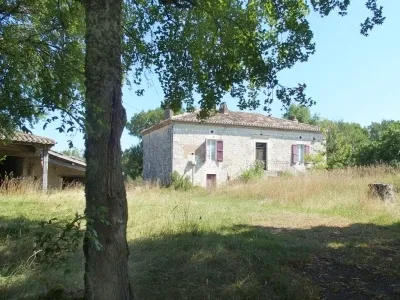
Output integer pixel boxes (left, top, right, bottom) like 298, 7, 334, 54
207, 139, 216, 161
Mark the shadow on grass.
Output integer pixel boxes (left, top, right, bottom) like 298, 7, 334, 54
1, 216, 400, 300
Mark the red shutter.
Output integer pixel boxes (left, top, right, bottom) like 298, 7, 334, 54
305, 145, 310, 155
292, 144, 298, 164
217, 140, 223, 162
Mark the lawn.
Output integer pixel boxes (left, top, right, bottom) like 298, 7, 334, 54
1, 167, 400, 299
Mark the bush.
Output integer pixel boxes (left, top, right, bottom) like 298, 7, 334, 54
170, 171, 193, 191
305, 153, 327, 170
239, 161, 265, 182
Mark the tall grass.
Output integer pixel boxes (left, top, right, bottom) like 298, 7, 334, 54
1, 166, 400, 299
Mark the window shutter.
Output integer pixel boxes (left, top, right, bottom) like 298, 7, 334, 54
292, 144, 299, 164
217, 140, 223, 162
305, 145, 310, 155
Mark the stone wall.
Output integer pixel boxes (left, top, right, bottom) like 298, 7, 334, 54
172, 123, 324, 187
142, 125, 173, 184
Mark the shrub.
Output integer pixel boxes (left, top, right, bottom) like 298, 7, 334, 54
170, 171, 193, 191
239, 161, 265, 182
305, 153, 327, 170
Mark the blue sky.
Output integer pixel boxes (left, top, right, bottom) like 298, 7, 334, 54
33, 1, 400, 151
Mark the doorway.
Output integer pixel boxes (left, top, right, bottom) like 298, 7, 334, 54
206, 174, 216, 189
255, 143, 267, 170
0, 156, 24, 179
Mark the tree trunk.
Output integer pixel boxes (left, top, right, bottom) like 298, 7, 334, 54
83, 0, 132, 299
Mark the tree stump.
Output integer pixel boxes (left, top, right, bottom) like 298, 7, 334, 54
368, 183, 395, 202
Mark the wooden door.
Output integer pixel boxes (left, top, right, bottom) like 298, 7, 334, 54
255, 143, 267, 170
206, 174, 216, 189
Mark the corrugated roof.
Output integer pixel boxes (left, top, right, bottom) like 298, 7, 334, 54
141, 110, 320, 135
1, 132, 56, 145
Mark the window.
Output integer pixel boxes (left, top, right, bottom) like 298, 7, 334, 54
255, 142, 267, 170
205, 139, 223, 162
292, 144, 310, 164
207, 139, 216, 161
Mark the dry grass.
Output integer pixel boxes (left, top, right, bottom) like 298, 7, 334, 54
1, 166, 400, 299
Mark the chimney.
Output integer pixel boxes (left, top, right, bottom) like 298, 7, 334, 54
164, 109, 174, 120
289, 115, 298, 122
219, 102, 228, 114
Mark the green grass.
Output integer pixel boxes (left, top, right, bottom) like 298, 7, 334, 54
1, 167, 400, 299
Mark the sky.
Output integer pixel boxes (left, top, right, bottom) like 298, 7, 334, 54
32, 1, 400, 151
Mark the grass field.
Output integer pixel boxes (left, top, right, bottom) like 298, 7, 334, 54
1, 167, 400, 299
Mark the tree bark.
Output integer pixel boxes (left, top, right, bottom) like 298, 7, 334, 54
83, 0, 132, 299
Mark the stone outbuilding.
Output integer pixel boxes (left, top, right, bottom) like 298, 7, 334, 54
0, 132, 85, 190
141, 103, 324, 188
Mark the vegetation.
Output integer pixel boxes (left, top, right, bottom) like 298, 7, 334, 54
283, 104, 320, 125
239, 161, 265, 182
170, 171, 193, 191
282, 105, 400, 169
60, 148, 85, 161
1, 167, 400, 300
1, 0, 386, 298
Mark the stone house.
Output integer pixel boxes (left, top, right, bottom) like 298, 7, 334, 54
0, 132, 86, 190
141, 103, 324, 188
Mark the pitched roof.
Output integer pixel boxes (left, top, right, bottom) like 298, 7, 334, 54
141, 110, 320, 135
49, 150, 86, 167
1, 132, 56, 145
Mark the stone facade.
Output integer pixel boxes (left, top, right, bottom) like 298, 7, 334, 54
142, 122, 324, 187
142, 125, 173, 184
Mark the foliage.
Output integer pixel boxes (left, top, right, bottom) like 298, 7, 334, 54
0, 0, 85, 137
170, 170, 192, 191
60, 148, 85, 160
357, 122, 400, 166
283, 104, 320, 125
318, 120, 369, 169
126, 108, 164, 138
34, 213, 85, 266
239, 160, 265, 182
367, 119, 396, 141
304, 153, 327, 170
122, 0, 385, 117
122, 143, 143, 180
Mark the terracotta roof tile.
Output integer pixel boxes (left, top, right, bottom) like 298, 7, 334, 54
1, 132, 56, 145
141, 110, 320, 135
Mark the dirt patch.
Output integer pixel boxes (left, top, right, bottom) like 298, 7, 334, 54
302, 251, 400, 300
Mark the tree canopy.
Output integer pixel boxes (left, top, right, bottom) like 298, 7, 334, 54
1, 0, 385, 133
282, 104, 320, 125
60, 147, 85, 160
0, 0, 85, 136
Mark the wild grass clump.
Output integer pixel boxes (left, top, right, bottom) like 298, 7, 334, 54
239, 161, 265, 182
170, 170, 193, 191
0, 174, 41, 195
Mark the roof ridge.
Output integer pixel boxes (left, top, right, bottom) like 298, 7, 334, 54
0, 131, 56, 145
141, 109, 320, 135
